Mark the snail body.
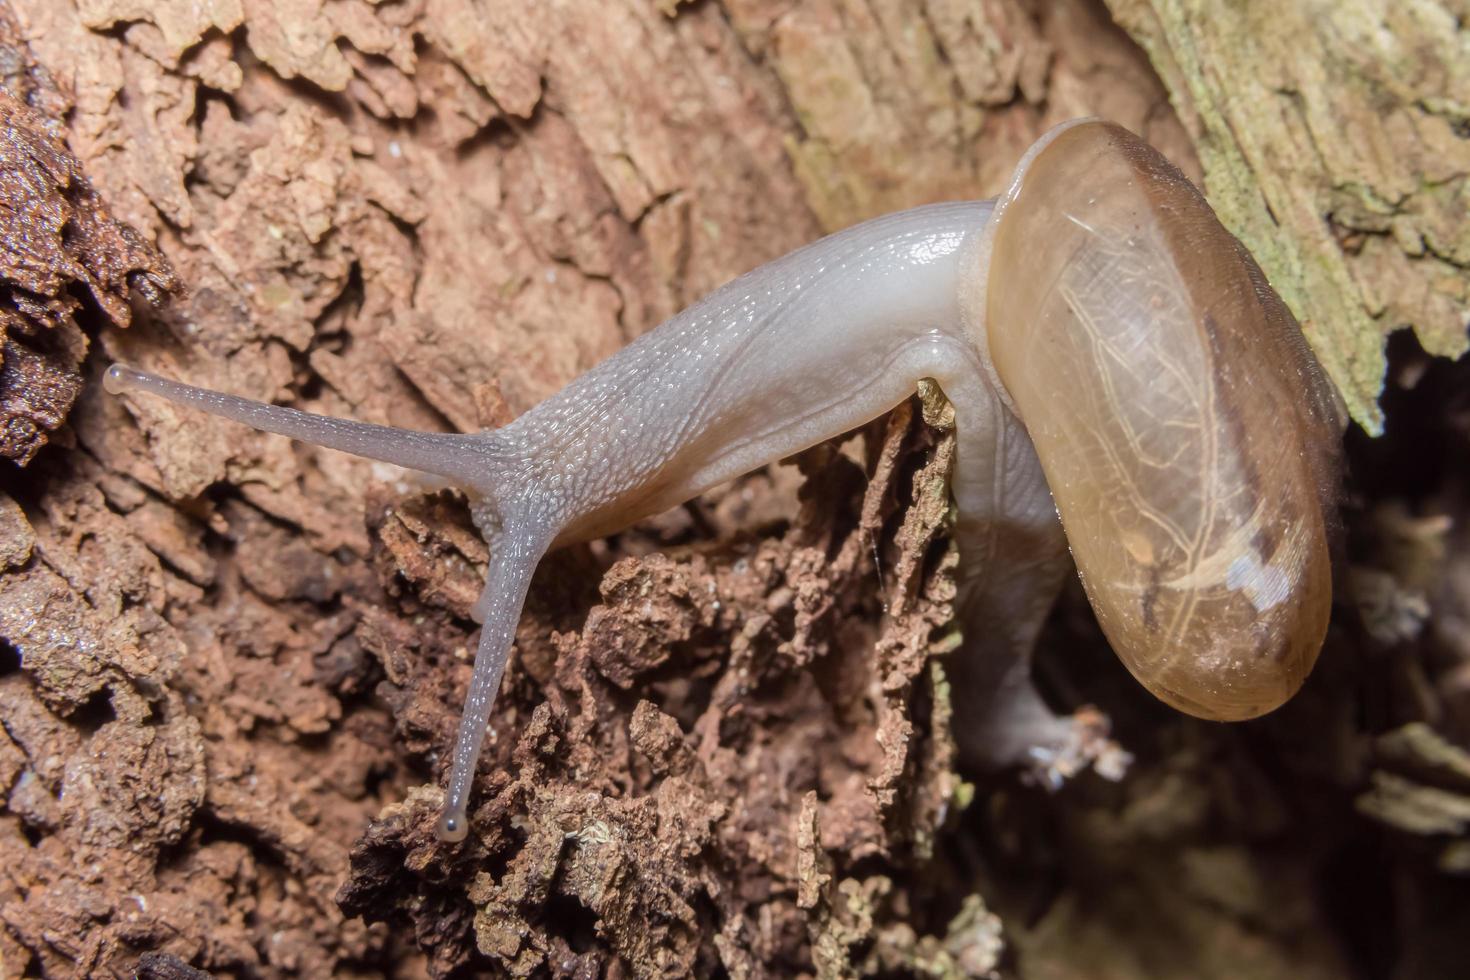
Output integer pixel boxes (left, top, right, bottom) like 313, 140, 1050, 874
105, 119, 1342, 842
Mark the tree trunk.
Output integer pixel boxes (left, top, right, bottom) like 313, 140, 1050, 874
0, 0, 1466, 977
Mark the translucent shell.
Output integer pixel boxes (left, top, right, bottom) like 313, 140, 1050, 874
980, 121, 1342, 721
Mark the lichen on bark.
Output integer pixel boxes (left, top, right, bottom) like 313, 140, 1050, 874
1106, 0, 1470, 433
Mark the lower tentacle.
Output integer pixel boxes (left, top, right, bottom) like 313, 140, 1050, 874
435, 523, 554, 842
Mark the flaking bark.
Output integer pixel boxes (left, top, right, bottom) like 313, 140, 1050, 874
1, 1, 1467, 978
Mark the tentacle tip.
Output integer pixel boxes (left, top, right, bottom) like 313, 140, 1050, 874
435, 807, 469, 843
103, 363, 136, 395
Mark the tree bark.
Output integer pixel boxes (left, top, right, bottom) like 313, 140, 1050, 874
0, 1, 1466, 977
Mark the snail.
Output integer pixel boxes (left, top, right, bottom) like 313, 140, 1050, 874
105, 118, 1344, 843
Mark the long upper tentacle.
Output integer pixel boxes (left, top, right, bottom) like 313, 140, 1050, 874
106, 363, 500, 488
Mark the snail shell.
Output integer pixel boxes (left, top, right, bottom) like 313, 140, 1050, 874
974, 121, 1342, 720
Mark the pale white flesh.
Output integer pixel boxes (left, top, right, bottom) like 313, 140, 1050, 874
106, 200, 1080, 843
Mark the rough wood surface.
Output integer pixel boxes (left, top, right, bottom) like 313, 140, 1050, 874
0, 1, 178, 465
1, 1, 1467, 978
1108, 0, 1470, 433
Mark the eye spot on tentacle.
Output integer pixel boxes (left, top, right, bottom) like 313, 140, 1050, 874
437, 810, 468, 843
104, 363, 134, 394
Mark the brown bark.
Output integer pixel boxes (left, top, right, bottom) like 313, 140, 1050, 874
0, 3, 178, 466
0, 1, 1467, 978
